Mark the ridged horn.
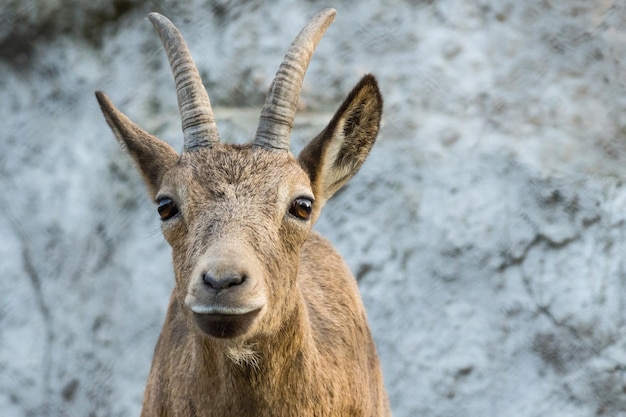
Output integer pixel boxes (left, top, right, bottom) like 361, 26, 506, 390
148, 12, 220, 151
254, 8, 336, 152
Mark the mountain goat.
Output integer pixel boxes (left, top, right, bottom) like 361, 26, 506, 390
96, 8, 390, 417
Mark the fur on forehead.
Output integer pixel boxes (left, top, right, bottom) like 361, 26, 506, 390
165, 143, 311, 197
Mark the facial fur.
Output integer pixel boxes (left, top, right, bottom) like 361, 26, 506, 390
157, 144, 314, 342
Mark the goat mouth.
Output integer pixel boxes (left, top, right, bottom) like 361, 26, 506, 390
191, 307, 263, 339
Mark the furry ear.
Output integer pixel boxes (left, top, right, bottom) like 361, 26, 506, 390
96, 92, 180, 198
297, 74, 382, 221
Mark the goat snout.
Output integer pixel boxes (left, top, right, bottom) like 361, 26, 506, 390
202, 271, 246, 291
185, 262, 266, 339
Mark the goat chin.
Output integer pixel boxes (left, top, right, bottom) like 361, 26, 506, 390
191, 308, 263, 339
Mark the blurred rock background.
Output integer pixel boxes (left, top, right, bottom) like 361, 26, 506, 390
2, 0, 626, 416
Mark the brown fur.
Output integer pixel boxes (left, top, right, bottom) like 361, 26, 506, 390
142, 231, 389, 417
96, 18, 389, 417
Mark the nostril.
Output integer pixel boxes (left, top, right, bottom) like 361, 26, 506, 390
202, 272, 215, 289
229, 274, 246, 289
202, 272, 246, 291
223, 274, 243, 289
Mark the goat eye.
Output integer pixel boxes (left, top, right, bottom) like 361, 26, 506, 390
157, 198, 179, 221
289, 198, 313, 221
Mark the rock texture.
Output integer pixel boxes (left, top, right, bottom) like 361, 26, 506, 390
2, 1, 626, 416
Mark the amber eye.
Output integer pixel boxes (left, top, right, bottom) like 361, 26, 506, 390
157, 198, 179, 221
289, 197, 313, 221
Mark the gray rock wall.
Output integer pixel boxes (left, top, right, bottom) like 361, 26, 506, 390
2, 1, 626, 416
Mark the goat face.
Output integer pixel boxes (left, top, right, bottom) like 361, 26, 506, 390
95, 9, 382, 344
159, 146, 314, 339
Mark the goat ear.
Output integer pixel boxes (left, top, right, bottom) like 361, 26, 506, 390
297, 74, 382, 219
96, 92, 180, 198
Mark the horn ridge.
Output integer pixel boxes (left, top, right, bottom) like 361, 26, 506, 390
148, 12, 220, 151
254, 8, 337, 152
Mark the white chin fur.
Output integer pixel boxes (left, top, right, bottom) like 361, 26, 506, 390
190, 304, 254, 315
227, 344, 261, 370
184, 296, 259, 316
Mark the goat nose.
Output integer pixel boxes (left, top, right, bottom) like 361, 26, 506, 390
202, 272, 246, 291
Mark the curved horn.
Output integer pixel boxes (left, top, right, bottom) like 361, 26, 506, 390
254, 8, 336, 152
148, 12, 220, 151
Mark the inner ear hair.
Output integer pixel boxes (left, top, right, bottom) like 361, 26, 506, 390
298, 74, 383, 203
